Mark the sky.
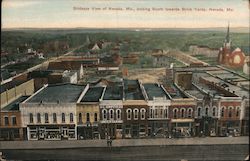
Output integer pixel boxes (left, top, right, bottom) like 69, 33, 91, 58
2, 0, 250, 29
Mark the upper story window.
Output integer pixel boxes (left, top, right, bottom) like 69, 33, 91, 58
110, 109, 114, 120
127, 109, 132, 120
53, 113, 57, 123
141, 108, 146, 120
236, 107, 240, 117
62, 113, 65, 123
94, 113, 98, 122
221, 107, 224, 117
103, 109, 107, 120
45, 113, 49, 123
86, 113, 90, 122
12, 116, 17, 125
181, 109, 185, 118
205, 108, 209, 116
212, 107, 216, 116
4, 116, 9, 126
70, 113, 74, 123
164, 108, 168, 118
116, 109, 121, 120
198, 108, 201, 117
37, 113, 41, 123
134, 109, 139, 120
154, 109, 158, 118
29, 113, 34, 123
228, 107, 232, 118
173, 109, 178, 119
150, 108, 153, 118
78, 113, 82, 123
187, 108, 192, 118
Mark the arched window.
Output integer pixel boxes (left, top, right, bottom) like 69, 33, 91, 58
29, 113, 33, 123
78, 113, 82, 123
205, 108, 209, 116
236, 107, 240, 117
116, 109, 121, 120
198, 108, 201, 117
134, 109, 139, 120
103, 109, 107, 120
164, 108, 168, 118
110, 109, 114, 120
188, 108, 192, 118
86, 113, 90, 122
94, 113, 98, 122
221, 107, 224, 117
150, 108, 153, 118
45, 113, 49, 123
212, 107, 216, 116
127, 109, 132, 120
70, 113, 74, 123
62, 113, 65, 123
181, 109, 185, 118
37, 113, 41, 123
173, 109, 178, 119
228, 108, 232, 118
141, 108, 146, 120
53, 113, 57, 123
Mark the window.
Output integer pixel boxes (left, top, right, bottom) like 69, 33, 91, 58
29, 113, 34, 123
160, 109, 163, 118
37, 113, 41, 123
45, 113, 49, 123
53, 113, 57, 123
164, 109, 168, 118
134, 109, 139, 120
4, 116, 9, 126
141, 108, 146, 120
173, 109, 178, 118
62, 113, 65, 123
205, 108, 209, 116
86, 113, 90, 122
78, 113, 82, 123
70, 113, 74, 123
221, 108, 224, 117
236, 107, 240, 117
154, 109, 158, 118
198, 108, 201, 117
12, 116, 17, 125
212, 107, 216, 116
181, 109, 185, 118
110, 109, 114, 120
188, 108, 192, 118
127, 109, 132, 120
103, 109, 107, 120
116, 109, 121, 120
228, 108, 232, 118
94, 113, 98, 122
150, 108, 153, 118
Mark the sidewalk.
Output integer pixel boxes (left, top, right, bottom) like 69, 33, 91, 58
0, 136, 248, 150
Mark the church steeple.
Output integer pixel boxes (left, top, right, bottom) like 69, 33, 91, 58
224, 22, 231, 49
225, 23, 230, 43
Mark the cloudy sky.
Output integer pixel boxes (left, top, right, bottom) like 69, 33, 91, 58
2, 0, 249, 28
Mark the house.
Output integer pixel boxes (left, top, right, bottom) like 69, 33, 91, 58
20, 84, 87, 140
218, 24, 246, 68
243, 56, 250, 75
62, 70, 78, 84
0, 96, 29, 141
76, 86, 104, 140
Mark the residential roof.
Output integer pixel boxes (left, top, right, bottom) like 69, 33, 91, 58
2, 96, 29, 111
124, 79, 144, 100
27, 84, 85, 103
143, 83, 170, 100
81, 86, 104, 102
103, 84, 123, 100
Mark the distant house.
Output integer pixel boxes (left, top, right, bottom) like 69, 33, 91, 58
243, 56, 250, 75
189, 45, 219, 58
62, 70, 78, 84
37, 52, 45, 59
88, 43, 102, 51
152, 54, 170, 67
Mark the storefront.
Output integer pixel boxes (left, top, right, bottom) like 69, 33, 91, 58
171, 119, 194, 137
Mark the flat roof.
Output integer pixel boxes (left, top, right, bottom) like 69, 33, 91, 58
103, 84, 123, 100
185, 85, 206, 99
143, 83, 170, 100
81, 86, 104, 102
2, 96, 29, 111
124, 79, 144, 100
27, 84, 85, 103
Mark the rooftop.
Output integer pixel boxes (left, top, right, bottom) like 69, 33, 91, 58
143, 83, 170, 100
103, 84, 123, 100
27, 84, 85, 103
124, 79, 144, 100
81, 86, 104, 102
2, 96, 29, 111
